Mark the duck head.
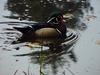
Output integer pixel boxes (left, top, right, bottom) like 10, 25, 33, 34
47, 12, 67, 38
47, 12, 64, 24
35, 12, 67, 39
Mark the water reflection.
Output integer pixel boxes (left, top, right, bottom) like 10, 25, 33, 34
0, 0, 96, 75
14, 44, 77, 75
5, 0, 94, 29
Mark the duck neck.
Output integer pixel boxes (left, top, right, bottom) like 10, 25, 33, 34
57, 22, 67, 37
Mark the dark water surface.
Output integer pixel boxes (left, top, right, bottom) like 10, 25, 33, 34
0, 0, 100, 75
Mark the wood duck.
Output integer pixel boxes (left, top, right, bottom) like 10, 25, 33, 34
14, 12, 67, 42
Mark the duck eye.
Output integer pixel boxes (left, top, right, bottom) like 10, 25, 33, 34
57, 16, 63, 20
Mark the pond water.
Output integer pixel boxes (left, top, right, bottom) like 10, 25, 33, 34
0, 0, 100, 75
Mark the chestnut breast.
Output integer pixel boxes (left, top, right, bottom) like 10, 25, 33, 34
35, 28, 60, 38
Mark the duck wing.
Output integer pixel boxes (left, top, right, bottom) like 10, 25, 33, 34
13, 26, 33, 34
13, 22, 57, 34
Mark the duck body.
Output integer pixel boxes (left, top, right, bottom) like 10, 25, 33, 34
14, 22, 67, 42
13, 12, 68, 43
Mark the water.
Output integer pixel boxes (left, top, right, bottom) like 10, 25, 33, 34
0, 0, 100, 75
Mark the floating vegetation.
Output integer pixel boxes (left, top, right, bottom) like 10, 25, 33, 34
39, 46, 46, 75
85, 15, 97, 21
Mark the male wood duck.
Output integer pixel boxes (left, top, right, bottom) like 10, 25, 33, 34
14, 12, 67, 42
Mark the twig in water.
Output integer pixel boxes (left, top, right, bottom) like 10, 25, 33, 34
66, 67, 75, 75
63, 71, 65, 75
28, 65, 30, 75
31, 73, 33, 75
23, 71, 27, 75
14, 70, 18, 75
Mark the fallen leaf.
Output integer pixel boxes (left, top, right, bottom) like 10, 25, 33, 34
96, 40, 100, 45
85, 15, 97, 21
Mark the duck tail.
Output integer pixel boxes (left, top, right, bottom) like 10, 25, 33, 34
13, 27, 30, 33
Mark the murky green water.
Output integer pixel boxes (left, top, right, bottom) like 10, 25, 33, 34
0, 0, 100, 75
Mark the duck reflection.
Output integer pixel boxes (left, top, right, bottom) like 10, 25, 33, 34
14, 44, 77, 62
14, 43, 77, 75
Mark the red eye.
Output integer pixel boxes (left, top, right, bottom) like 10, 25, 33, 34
57, 16, 63, 21
60, 16, 63, 19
